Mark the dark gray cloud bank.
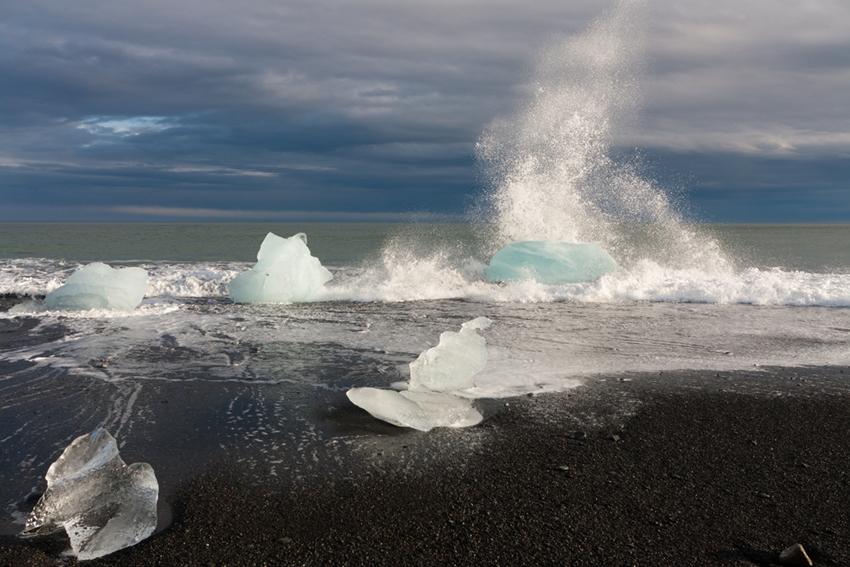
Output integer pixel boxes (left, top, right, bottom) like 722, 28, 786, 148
1, 0, 848, 222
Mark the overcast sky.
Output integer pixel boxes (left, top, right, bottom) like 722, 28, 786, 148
1, 0, 848, 222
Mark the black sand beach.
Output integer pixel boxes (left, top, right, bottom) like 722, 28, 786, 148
2, 366, 849, 567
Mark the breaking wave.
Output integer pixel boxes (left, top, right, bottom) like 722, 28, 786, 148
3, 258, 850, 308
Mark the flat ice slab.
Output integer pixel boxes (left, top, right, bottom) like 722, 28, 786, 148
485, 241, 618, 284
227, 232, 333, 303
21, 428, 159, 561
347, 317, 491, 431
11, 262, 148, 312
346, 388, 483, 432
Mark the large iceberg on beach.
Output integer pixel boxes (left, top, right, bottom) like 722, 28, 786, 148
11, 262, 148, 313
227, 232, 332, 303
485, 241, 618, 284
347, 317, 491, 431
21, 428, 158, 561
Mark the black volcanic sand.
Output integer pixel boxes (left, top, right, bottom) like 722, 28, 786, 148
2, 367, 849, 567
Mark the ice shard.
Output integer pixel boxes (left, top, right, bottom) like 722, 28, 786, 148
346, 388, 483, 432
21, 428, 159, 561
11, 262, 148, 313
347, 317, 491, 431
227, 232, 333, 303
485, 241, 618, 284
408, 316, 492, 392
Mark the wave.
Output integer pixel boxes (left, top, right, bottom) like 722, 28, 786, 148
3, 257, 849, 308
322, 252, 850, 306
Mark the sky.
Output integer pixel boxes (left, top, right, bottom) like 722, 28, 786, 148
1, 0, 849, 223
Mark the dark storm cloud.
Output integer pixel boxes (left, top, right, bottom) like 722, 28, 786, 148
1, 0, 591, 221
643, 149, 850, 222
1, 0, 849, 221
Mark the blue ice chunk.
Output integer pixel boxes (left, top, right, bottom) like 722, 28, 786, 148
227, 232, 333, 303
9, 262, 149, 313
485, 241, 618, 284
44, 263, 148, 311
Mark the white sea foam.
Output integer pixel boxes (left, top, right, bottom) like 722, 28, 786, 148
3, 257, 850, 307
144, 263, 244, 298
3, 294, 849, 404
0, 259, 76, 296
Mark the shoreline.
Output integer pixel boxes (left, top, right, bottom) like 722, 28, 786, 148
3, 366, 849, 566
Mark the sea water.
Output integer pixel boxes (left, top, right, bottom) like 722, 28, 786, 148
2, 0, 850, 535
1, 224, 848, 430
1, 222, 848, 523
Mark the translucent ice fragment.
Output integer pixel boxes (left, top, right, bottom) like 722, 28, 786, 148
346, 317, 491, 431
21, 428, 158, 561
408, 316, 492, 392
227, 232, 333, 303
11, 263, 148, 313
346, 388, 483, 432
485, 241, 618, 284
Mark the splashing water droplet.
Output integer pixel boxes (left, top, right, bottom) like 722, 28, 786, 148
477, 0, 731, 274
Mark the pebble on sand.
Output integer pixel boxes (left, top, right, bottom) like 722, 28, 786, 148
779, 543, 812, 567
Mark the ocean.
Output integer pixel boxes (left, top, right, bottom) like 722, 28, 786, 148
1, 221, 850, 535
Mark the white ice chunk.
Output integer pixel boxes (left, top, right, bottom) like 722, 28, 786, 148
347, 317, 491, 431
227, 232, 333, 303
22, 428, 159, 561
11, 263, 148, 313
486, 241, 618, 284
408, 316, 492, 392
346, 388, 483, 432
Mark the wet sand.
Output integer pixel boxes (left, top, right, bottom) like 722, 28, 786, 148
2, 367, 849, 566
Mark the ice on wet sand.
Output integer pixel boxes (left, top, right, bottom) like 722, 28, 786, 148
409, 316, 492, 392
346, 388, 483, 432
486, 241, 618, 284
346, 317, 491, 431
12, 262, 148, 312
22, 428, 158, 561
227, 232, 333, 303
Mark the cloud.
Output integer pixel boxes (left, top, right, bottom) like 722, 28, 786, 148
639, 0, 850, 155
0, 0, 849, 221
78, 116, 178, 137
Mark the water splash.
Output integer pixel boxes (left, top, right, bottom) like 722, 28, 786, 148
476, 0, 730, 273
